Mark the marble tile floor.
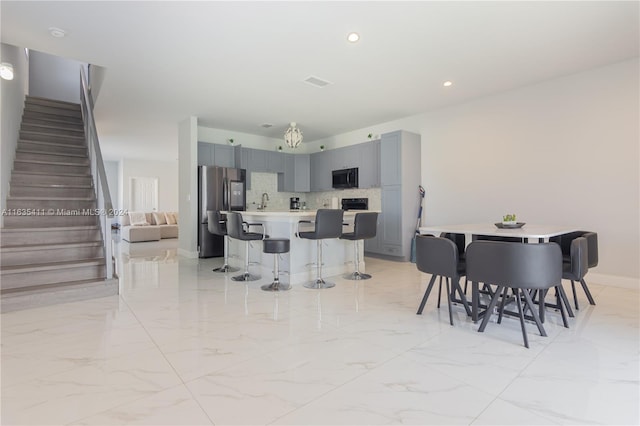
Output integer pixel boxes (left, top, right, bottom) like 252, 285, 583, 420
1, 239, 638, 425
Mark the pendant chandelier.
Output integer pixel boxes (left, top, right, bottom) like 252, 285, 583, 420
284, 122, 303, 148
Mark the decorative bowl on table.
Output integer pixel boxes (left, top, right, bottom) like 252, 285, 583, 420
495, 222, 525, 229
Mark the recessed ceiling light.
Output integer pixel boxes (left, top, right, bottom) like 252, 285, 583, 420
261, 123, 273, 128
347, 32, 360, 43
443, 81, 453, 87
49, 27, 66, 38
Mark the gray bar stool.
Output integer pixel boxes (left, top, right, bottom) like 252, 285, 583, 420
261, 238, 291, 292
340, 212, 378, 280
226, 211, 266, 282
297, 209, 344, 289
207, 211, 239, 273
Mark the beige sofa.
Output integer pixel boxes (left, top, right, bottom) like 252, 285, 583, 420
121, 211, 179, 242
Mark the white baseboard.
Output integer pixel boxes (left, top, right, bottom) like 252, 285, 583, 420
585, 272, 639, 290
178, 248, 199, 259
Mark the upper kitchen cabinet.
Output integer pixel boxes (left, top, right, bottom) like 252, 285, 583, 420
310, 150, 334, 192
213, 144, 235, 168
278, 153, 310, 192
197, 142, 213, 166
332, 145, 359, 170
197, 142, 235, 168
248, 148, 267, 172
357, 140, 380, 189
266, 151, 285, 173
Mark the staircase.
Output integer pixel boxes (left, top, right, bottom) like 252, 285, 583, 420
1, 96, 118, 312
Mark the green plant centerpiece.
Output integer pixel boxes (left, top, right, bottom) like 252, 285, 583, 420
502, 214, 517, 224
320, 145, 325, 151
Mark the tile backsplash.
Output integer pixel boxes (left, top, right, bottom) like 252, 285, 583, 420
246, 172, 381, 211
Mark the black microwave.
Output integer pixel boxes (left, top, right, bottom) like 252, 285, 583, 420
332, 167, 358, 189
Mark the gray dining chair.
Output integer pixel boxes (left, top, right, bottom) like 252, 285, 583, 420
554, 231, 597, 309
561, 236, 591, 310
466, 240, 563, 348
415, 235, 471, 326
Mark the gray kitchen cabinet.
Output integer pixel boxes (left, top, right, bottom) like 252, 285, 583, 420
278, 153, 310, 192
266, 151, 285, 173
197, 142, 213, 166
248, 148, 267, 172
357, 140, 380, 188
364, 130, 421, 260
380, 132, 402, 186
332, 145, 359, 170
213, 144, 235, 168
310, 150, 334, 192
198, 142, 235, 168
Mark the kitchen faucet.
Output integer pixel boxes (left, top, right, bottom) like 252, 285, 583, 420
261, 192, 269, 210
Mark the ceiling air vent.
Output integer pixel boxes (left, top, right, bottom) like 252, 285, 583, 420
261, 123, 273, 128
303, 75, 332, 88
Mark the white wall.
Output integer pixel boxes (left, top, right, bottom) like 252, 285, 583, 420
316, 59, 640, 281
178, 117, 198, 258
29, 50, 86, 104
1, 43, 29, 226
103, 160, 120, 221
198, 126, 305, 153
120, 158, 179, 214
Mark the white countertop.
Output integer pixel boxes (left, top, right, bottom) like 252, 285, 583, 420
230, 210, 379, 218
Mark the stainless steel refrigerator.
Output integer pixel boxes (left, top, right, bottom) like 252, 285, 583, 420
198, 166, 246, 258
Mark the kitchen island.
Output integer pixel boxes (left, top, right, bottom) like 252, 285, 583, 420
225, 210, 370, 285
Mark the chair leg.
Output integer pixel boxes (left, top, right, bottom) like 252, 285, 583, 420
515, 288, 529, 349
304, 240, 335, 289
571, 280, 579, 310
478, 285, 504, 333
213, 235, 239, 273
446, 278, 454, 326
417, 275, 437, 315
437, 276, 443, 309
555, 286, 569, 328
556, 284, 574, 318
521, 288, 546, 337
232, 241, 260, 282
497, 286, 509, 324
344, 240, 371, 280
453, 277, 471, 316
580, 279, 596, 306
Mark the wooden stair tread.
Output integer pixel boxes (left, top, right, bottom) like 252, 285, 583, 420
1, 225, 100, 233
0, 241, 102, 252
16, 149, 87, 158
1, 258, 105, 273
1, 277, 115, 296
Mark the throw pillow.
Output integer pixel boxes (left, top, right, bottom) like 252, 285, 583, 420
153, 212, 167, 225
165, 212, 177, 225
129, 211, 149, 226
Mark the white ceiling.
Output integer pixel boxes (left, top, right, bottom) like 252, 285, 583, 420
2, 1, 638, 161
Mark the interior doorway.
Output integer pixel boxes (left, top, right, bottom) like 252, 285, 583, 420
129, 177, 158, 212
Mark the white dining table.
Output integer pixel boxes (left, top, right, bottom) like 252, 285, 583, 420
416, 223, 579, 322
418, 223, 579, 243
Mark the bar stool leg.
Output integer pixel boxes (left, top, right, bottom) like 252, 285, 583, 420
232, 241, 260, 282
344, 240, 371, 280
261, 253, 290, 291
304, 240, 335, 289
213, 235, 239, 273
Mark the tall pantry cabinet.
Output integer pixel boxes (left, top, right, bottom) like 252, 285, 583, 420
365, 130, 421, 261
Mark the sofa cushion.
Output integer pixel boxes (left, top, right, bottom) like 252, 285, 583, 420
122, 225, 161, 242
153, 212, 167, 225
159, 224, 179, 239
129, 211, 149, 226
165, 212, 178, 225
